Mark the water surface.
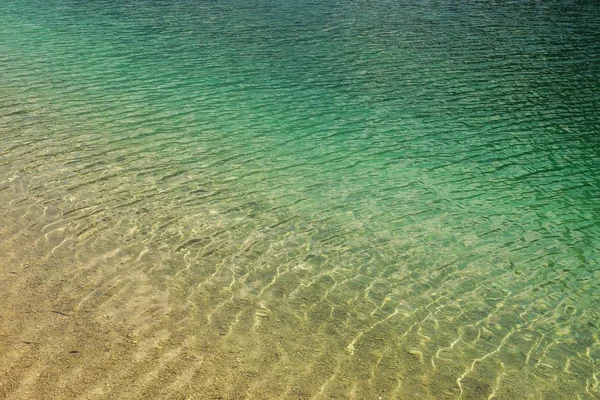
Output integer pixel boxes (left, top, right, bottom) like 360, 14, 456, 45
1, 0, 599, 398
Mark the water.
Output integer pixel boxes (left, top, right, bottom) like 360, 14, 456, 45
1, 0, 599, 398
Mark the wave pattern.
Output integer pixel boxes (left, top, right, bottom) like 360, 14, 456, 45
1, 0, 600, 398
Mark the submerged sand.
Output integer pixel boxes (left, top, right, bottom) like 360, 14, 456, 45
1, 155, 596, 400
0, 196, 305, 400
0, 190, 399, 400
1, 182, 597, 400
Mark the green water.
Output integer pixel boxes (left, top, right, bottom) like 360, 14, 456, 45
1, 0, 599, 398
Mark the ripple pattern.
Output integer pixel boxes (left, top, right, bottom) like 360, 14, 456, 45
1, 0, 600, 398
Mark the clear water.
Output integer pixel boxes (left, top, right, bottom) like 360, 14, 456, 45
1, 0, 599, 398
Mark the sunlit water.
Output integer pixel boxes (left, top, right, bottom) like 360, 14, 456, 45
1, 0, 599, 398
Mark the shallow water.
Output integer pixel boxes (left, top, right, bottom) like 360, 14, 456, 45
1, 0, 599, 398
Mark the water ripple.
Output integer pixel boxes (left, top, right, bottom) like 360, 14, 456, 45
1, 0, 599, 398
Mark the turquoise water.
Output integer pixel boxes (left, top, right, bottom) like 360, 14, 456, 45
1, 0, 599, 398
